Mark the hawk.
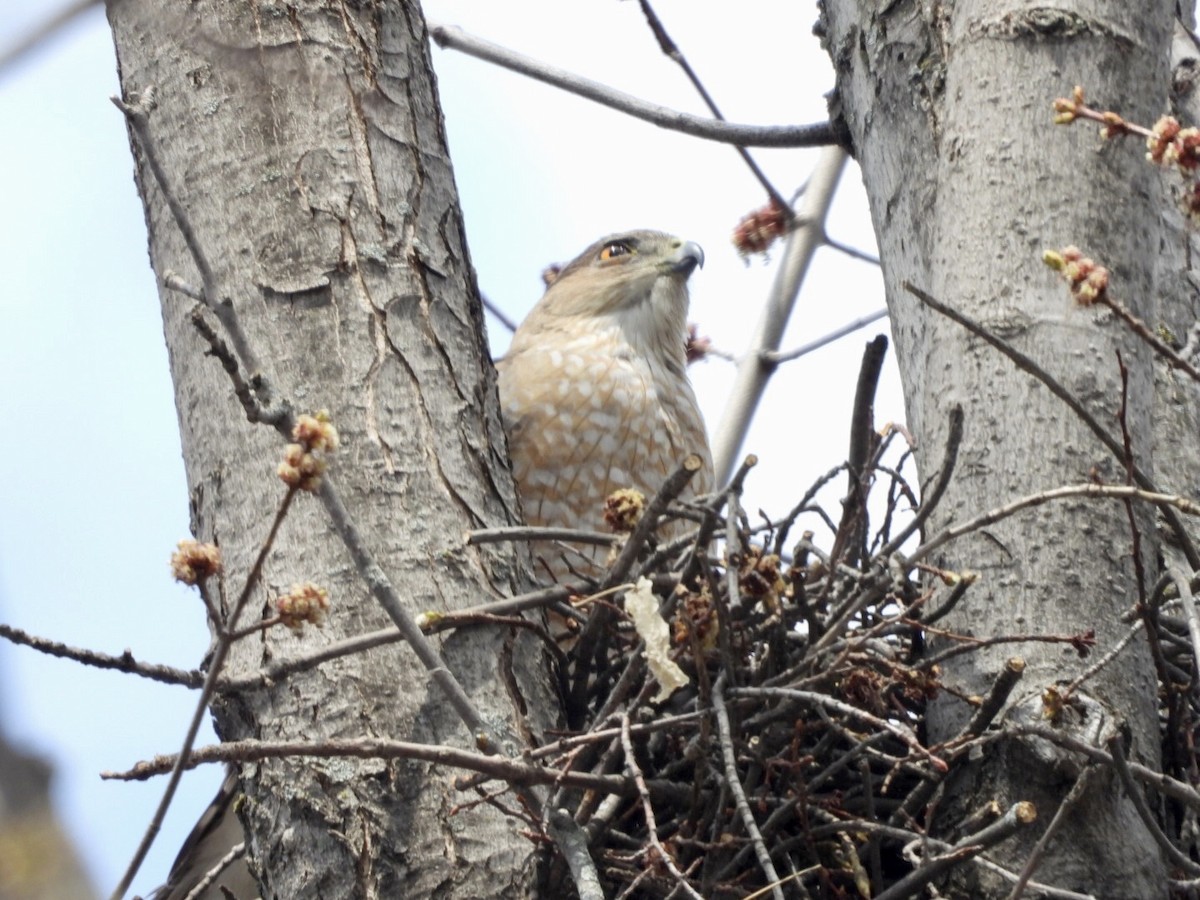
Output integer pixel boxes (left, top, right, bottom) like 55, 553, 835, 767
497, 230, 714, 580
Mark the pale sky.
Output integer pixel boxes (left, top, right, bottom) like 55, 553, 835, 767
0, 2, 895, 895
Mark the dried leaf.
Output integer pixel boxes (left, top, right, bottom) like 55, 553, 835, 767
626, 577, 689, 701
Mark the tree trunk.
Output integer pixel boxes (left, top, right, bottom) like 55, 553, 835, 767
820, 0, 1174, 893
107, 1, 555, 896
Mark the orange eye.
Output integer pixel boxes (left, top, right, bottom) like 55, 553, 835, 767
599, 242, 633, 261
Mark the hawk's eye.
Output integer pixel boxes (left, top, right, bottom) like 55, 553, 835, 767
599, 241, 633, 262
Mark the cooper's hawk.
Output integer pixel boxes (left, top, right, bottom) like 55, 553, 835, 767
497, 230, 714, 580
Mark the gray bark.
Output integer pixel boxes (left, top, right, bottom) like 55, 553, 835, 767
107, 1, 555, 897
820, 0, 1176, 894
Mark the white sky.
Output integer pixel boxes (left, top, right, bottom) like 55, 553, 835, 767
0, 2, 897, 895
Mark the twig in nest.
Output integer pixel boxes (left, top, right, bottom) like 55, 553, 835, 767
620, 713, 704, 900
1006, 765, 1099, 899
568, 455, 706, 717
1106, 733, 1200, 878
732, 686, 947, 772
713, 674, 785, 900
547, 808, 604, 900
872, 801, 1037, 900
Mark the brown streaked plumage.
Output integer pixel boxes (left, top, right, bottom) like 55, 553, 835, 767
497, 230, 714, 580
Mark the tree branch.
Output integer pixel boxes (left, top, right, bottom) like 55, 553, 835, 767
427, 24, 839, 149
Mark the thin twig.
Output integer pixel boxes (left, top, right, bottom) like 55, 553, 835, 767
1061, 619, 1144, 698
810, 406, 963, 654
103, 734, 692, 800
180, 840, 247, 900
635, 0, 789, 210
1099, 294, 1200, 383
963, 658, 1026, 739
467, 525, 619, 547
0, 0, 98, 74
713, 675, 785, 900
910, 483, 1200, 567
915, 625, 1094, 670
829, 335, 889, 572
0, 623, 201, 687
904, 281, 1200, 571
874, 404, 963, 561
822, 232, 881, 266
113, 91, 262, 378
620, 713, 705, 900
762, 309, 889, 365
427, 24, 838, 149
216, 583, 573, 692
184, 302, 285, 427
808, 809, 1094, 900
315, 474, 514, 754
604, 455, 707, 592
873, 802, 1037, 900
720, 481, 746, 688
481, 292, 518, 333
1007, 766, 1100, 899
1106, 734, 1200, 877
108, 488, 297, 900
547, 808, 604, 900
1006, 724, 1200, 811
731, 686, 947, 772
771, 463, 845, 557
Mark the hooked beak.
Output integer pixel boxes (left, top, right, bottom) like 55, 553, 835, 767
669, 240, 705, 276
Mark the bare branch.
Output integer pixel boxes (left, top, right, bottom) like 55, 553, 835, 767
911, 483, 1200, 566
1106, 734, 1200, 878
620, 713, 704, 900
480, 292, 518, 334
762, 309, 889, 365
109, 487, 297, 900
0, 623, 201, 687
428, 24, 838, 149
823, 233, 881, 266
1098, 293, 1200, 383
712, 148, 849, 483
104, 734, 690, 802
713, 675, 785, 900
180, 840, 247, 900
467, 525, 619, 547
1007, 766, 1099, 899
635, 0, 789, 210
1007, 724, 1200, 811
870, 802, 1036, 900
547, 809, 604, 900
904, 280, 1200, 571
0, 0, 98, 74
113, 90, 263, 382
732, 686, 947, 772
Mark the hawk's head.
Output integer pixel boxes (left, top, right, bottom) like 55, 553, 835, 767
509, 230, 703, 367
